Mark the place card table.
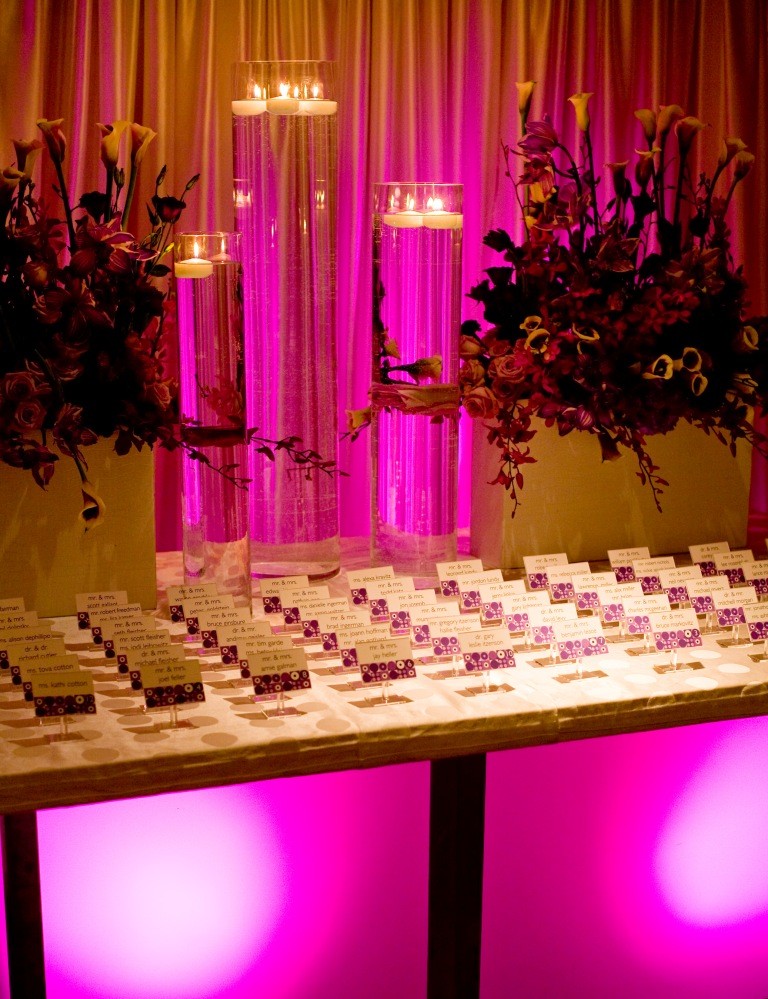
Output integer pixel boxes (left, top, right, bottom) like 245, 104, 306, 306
2, 549, 768, 999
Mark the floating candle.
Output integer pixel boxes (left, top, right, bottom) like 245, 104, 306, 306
422, 196, 464, 229
174, 255, 213, 279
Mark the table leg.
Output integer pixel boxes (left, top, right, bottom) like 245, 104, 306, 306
2, 811, 46, 999
428, 753, 487, 999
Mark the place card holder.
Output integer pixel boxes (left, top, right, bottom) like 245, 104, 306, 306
745, 609, 768, 661
715, 605, 750, 647
458, 630, 516, 694
250, 648, 311, 716
31, 672, 96, 741
356, 637, 416, 704
547, 620, 609, 681
689, 594, 716, 632
141, 660, 205, 729
624, 615, 654, 655
649, 611, 703, 672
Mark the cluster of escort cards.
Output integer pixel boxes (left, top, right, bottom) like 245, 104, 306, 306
3, 539, 768, 730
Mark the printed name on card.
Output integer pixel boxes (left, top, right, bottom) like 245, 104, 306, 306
140, 660, 205, 707
119, 645, 186, 678
743, 605, 768, 641
597, 583, 644, 605
478, 580, 527, 603
30, 671, 96, 717
608, 547, 651, 566
633, 557, 676, 574
553, 618, 609, 660
5, 636, 67, 664
437, 558, 485, 596
523, 553, 568, 576
458, 628, 516, 671
714, 588, 758, 611
347, 567, 396, 590
283, 598, 349, 628
0, 598, 26, 614
0, 625, 55, 653
76, 591, 129, 613
0, 610, 41, 632
251, 647, 312, 697
689, 541, 730, 563
528, 604, 578, 625
649, 609, 702, 650
714, 550, 754, 570
387, 591, 438, 612
167, 583, 219, 606
366, 578, 417, 601
744, 560, 768, 580
220, 633, 294, 657
259, 575, 310, 598
355, 636, 416, 684
686, 576, 731, 598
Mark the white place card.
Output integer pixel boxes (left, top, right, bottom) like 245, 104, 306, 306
437, 558, 485, 596
454, 570, 504, 611
366, 578, 417, 600
714, 550, 755, 584
118, 644, 185, 680
0, 598, 25, 614
283, 597, 349, 627
88, 604, 144, 643
347, 567, 396, 605
28, 670, 96, 717
140, 660, 205, 709
523, 553, 568, 589
388, 591, 438, 611
251, 647, 312, 698
608, 546, 650, 565
76, 590, 128, 612
21, 655, 81, 679
219, 632, 294, 656
597, 583, 644, 604
552, 618, 608, 661
649, 609, 702, 651
623, 595, 672, 616
547, 564, 591, 602
633, 556, 676, 574
167, 582, 221, 623
196, 608, 253, 649
252, 647, 308, 672
689, 541, 730, 563
743, 605, 768, 642
0, 610, 40, 632
458, 628, 516, 672
527, 603, 578, 644
356, 636, 416, 684
259, 575, 310, 598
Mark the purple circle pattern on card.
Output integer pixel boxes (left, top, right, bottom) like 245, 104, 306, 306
0, 651, 8, 670
627, 614, 651, 635
654, 628, 701, 651
557, 636, 607, 661
505, 612, 530, 633
390, 610, 411, 633
283, 606, 300, 626
482, 601, 503, 622
441, 580, 459, 597
528, 572, 548, 590
463, 649, 515, 672
720, 567, 746, 585
263, 596, 282, 614
748, 619, 768, 640
532, 624, 555, 644
432, 635, 460, 657
716, 606, 746, 626
253, 669, 312, 695
351, 587, 368, 605
34, 694, 96, 717
412, 624, 431, 646
665, 586, 689, 604
752, 578, 768, 595
130, 670, 142, 691
144, 682, 205, 708
220, 644, 238, 665
613, 566, 635, 582
77, 612, 90, 629
640, 575, 661, 594
550, 582, 574, 602
169, 604, 185, 623
691, 595, 715, 613
601, 602, 624, 623
576, 591, 600, 611
341, 648, 359, 669
185, 617, 199, 636
321, 632, 338, 652
461, 590, 481, 610
201, 629, 218, 649
370, 598, 389, 621
117, 654, 129, 674
302, 619, 320, 639
361, 658, 416, 683
698, 561, 718, 577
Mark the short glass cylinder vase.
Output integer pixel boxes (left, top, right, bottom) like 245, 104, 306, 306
371, 182, 463, 586
232, 60, 340, 579
174, 232, 251, 607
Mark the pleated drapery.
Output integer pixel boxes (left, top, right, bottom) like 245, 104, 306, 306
2, 0, 766, 549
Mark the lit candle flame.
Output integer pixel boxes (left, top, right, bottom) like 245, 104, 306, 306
430, 197, 444, 211
406, 195, 415, 211
293, 85, 299, 99
252, 84, 262, 99
312, 84, 319, 98
279, 82, 289, 98
193, 240, 201, 258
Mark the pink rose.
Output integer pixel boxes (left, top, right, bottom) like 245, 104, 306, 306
458, 359, 486, 389
1, 370, 46, 402
462, 387, 498, 419
12, 398, 46, 432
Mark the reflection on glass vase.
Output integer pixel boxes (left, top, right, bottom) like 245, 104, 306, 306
232, 60, 340, 579
174, 232, 251, 607
370, 183, 463, 587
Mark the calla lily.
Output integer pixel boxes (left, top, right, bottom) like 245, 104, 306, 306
79, 479, 106, 532
739, 325, 759, 351
129, 123, 157, 167
634, 147, 659, 189
97, 120, 129, 170
345, 407, 371, 433
656, 104, 684, 136
733, 150, 755, 180
606, 160, 629, 200
643, 355, 674, 380
525, 328, 550, 353
382, 337, 401, 359
718, 136, 747, 167
37, 118, 67, 161
688, 372, 708, 396
519, 315, 543, 332
675, 116, 707, 154
673, 347, 702, 372
568, 92, 594, 132
634, 108, 657, 144
516, 81, 536, 130
12, 138, 43, 177
573, 326, 600, 342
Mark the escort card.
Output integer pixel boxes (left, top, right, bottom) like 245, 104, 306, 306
355, 636, 416, 684
115, 643, 186, 690
608, 547, 650, 582
620, 595, 671, 638
196, 608, 253, 650
453, 570, 504, 611
571, 572, 616, 612
547, 563, 591, 602
31, 671, 96, 718
478, 581, 527, 623
0, 610, 42, 633
2, 636, 68, 683
552, 618, 608, 661
596, 583, 644, 622
689, 541, 730, 567
20, 656, 82, 700
183, 594, 235, 633
458, 628, 516, 672
259, 574, 310, 599
100, 619, 163, 657
251, 648, 311, 697
89, 604, 144, 644
0, 598, 25, 613
333, 623, 392, 668
686, 576, 732, 614
714, 550, 754, 585
388, 591, 438, 610
0, 625, 56, 671
649, 610, 702, 651
217, 632, 295, 677
76, 589, 128, 614
347, 567, 395, 605
140, 660, 205, 709
437, 558, 484, 596
744, 560, 768, 597
282, 597, 348, 628
632, 557, 676, 594
743, 605, 768, 642
527, 603, 578, 645
523, 553, 568, 589
714, 587, 758, 629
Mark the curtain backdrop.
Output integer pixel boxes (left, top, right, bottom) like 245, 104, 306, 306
2, 0, 766, 550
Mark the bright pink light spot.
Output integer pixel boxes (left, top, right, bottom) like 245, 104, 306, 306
654, 716, 768, 926
39, 786, 285, 999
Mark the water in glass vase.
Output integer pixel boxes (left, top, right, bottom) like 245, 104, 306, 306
371, 191, 463, 587
234, 100, 340, 579
176, 255, 251, 606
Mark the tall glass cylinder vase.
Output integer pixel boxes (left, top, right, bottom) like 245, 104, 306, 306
371, 183, 463, 586
174, 232, 251, 607
232, 60, 340, 579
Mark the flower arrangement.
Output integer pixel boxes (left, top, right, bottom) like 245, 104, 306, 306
460, 86, 767, 514
0, 117, 340, 525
